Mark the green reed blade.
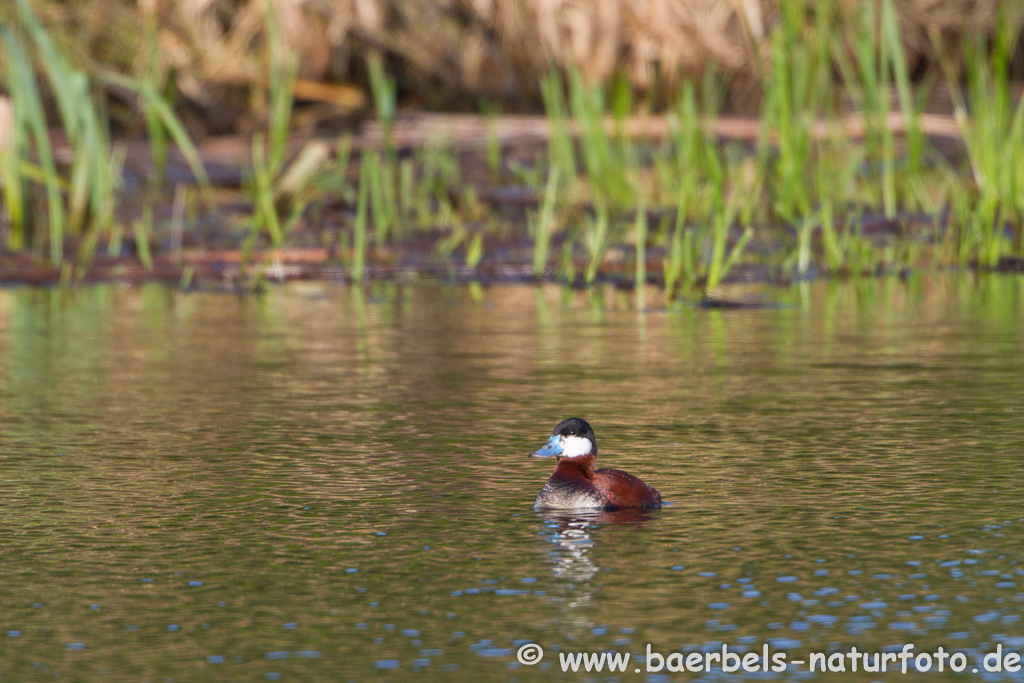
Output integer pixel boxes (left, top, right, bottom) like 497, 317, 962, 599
13, 0, 79, 139
0, 83, 27, 249
797, 213, 814, 275
705, 199, 744, 296
819, 200, 841, 273
367, 56, 397, 127
134, 204, 153, 270
366, 154, 389, 244
251, 132, 282, 247
635, 201, 647, 295
533, 165, 559, 278
465, 232, 483, 269
142, 85, 209, 190
260, 0, 297, 175
584, 202, 609, 285
663, 220, 685, 298
720, 228, 753, 284
399, 159, 414, 220
539, 68, 576, 183
352, 153, 370, 281
367, 55, 397, 163
881, 0, 920, 176
66, 76, 92, 236
0, 24, 64, 262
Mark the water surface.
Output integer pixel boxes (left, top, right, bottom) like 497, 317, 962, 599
1, 275, 1023, 681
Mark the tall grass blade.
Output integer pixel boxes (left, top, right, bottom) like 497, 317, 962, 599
251, 132, 282, 247
635, 202, 647, 307
352, 153, 371, 281
133, 204, 153, 270
663, 213, 686, 298
0, 94, 27, 249
881, 0, 921, 178
141, 0, 167, 186
0, 24, 64, 262
96, 68, 210, 190
366, 154, 389, 243
539, 68, 576, 183
465, 232, 484, 269
368, 55, 397, 159
261, 0, 297, 175
705, 200, 748, 296
584, 202, 610, 284
533, 165, 559, 277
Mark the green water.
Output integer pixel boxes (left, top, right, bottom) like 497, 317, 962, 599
1, 275, 1023, 682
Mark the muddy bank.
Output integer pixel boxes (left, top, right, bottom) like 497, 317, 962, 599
6, 229, 1023, 291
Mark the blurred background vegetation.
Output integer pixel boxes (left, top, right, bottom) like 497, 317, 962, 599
2, 0, 1019, 134
1, 0, 1023, 294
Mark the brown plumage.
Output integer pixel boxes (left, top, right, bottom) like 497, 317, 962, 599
530, 418, 662, 511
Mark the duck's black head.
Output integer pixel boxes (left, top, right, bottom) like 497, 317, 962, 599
530, 417, 598, 459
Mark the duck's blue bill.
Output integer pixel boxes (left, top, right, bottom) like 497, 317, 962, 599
530, 434, 563, 458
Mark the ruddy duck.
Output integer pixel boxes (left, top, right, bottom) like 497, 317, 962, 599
529, 417, 662, 511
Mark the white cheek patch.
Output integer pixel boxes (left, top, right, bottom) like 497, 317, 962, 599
560, 435, 593, 458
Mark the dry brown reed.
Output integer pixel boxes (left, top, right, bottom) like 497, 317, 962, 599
7, 0, 1015, 133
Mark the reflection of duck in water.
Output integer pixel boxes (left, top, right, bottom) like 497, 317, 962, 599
542, 515, 598, 583
529, 418, 663, 511
536, 509, 662, 630
538, 509, 661, 582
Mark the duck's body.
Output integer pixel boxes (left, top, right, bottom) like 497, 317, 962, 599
530, 418, 662, 511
